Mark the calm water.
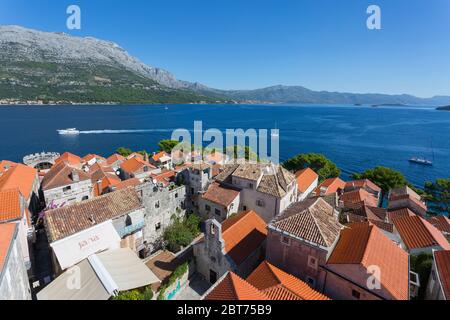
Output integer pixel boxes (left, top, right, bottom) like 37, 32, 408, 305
0, 104, 449, 188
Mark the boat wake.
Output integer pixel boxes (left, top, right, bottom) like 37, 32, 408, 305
78, 129, 173, 134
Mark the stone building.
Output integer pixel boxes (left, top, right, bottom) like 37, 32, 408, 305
266, 198, 342, 289
44, 187, 145, 274
199, 182, 240, 222
426, 250, 450, 300
0, 223, 32, 300
214, 163, 297, 222
41, 161, 92, 208
322, 222, 410, 300
0, 189, 33, 270
194, 210, 267, 283
136, 180, 187, 255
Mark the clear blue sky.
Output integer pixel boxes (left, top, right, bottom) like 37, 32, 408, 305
1, 0, 450, 97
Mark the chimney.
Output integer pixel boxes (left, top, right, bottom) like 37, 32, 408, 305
71, 169, 80, 182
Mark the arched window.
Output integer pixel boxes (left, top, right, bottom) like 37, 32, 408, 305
125, 215, 132, 227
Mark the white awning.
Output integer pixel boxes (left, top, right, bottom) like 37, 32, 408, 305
36, 259, 110, 301
95, 248, 160, 291
50, 220, 121, 270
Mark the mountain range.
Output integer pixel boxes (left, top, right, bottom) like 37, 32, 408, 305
1, 25, 450, 106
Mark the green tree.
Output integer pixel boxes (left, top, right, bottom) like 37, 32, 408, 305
116, 147, 133, 157
112, 287, 153, 300
282, 153, 340, 182
351, 166, 409, 200
158, 140, 180, 153
164, 214, 201, 252
224, 145, 259, 162
424, 179, 450, 216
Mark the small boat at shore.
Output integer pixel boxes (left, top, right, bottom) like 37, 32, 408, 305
57, 128, 80, 135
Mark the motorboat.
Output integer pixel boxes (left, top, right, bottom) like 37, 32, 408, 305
57, 128, 80, 135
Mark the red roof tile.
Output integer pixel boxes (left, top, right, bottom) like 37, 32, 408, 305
434, 250, 450, 300
0, 189, 23, 222
152, 151, 170, 162
221, 210, 267, 266
345, 179, 381, 193
315, 177, 346, 195
387, 208, 416, 222
0, 164, 37, 199
204, 272, 268, 300
342, 189, 379, 207
247, 261, 330, 300
0, 223, 17, 272
54, 152, 82, 166
327, 222, 409, 300
41, 161, 90, 191
295, 168, 319, 193
202, 183, 240, 208
427, 216, 450, 235
106, 154, 125, 165
120, 157, 155, 174
392, 215, 450, 251
0, 160, 17, 176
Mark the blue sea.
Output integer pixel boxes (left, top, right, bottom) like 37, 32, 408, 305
0, 104, 449, 188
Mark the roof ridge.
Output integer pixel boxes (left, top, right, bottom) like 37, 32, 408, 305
361, 224, 376, 266
308, 198, 330, 246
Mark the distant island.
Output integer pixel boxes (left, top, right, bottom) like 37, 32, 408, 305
436, 105, 450, 111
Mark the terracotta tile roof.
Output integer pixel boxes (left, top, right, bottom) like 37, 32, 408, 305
221, 210, 267, 266
0, 189, 22, 222
204, 151, 227, 164
388, 194, 427, 211
0, 223, 17, 272
315, 177, 346, 196
83, 154, 106, 163
345, 179, 381, 193
41, 161, 90, 191
434, 250, 450, 300
115, 178, 141, 190
295, 168, 319, 193
327, 222, 409, 300
387, 208, 416, 222
106, 154, 125, 165
345, 203, 387, 221
270, 198, 342, 247
204, 272, 268, 300
341, 189, 379, 207
0, 160, 17, 176
45, 187, 142, 242
247, 261, 330, 300
127, 153, 144, 161
427, 216, 450, 235
0, 163, 37, 199
120, 157, 155, 174
151, 170, 177, 187
202, 183, 240, 208
54, 152, 82, 166
392, 215, 450, 251
389, 186, 421, 201
152, 151, 170, 162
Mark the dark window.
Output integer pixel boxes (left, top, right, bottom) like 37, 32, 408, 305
125, 215, 132, 227
205, 204, 211, 211
82, 196, 89, 201
352, 290, 361, 299
155, 201, 160, 209
155, 222, 161, 231
209, 270, 218, 284
175, 193, 178, 198
215, 209, 221, 216
282, 236, 290, 245
63, 186, 72, 192
191, 188, 195, 194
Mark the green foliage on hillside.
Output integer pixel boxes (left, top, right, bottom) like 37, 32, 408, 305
283, 153, 340, 182
0, 60, 222, 104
